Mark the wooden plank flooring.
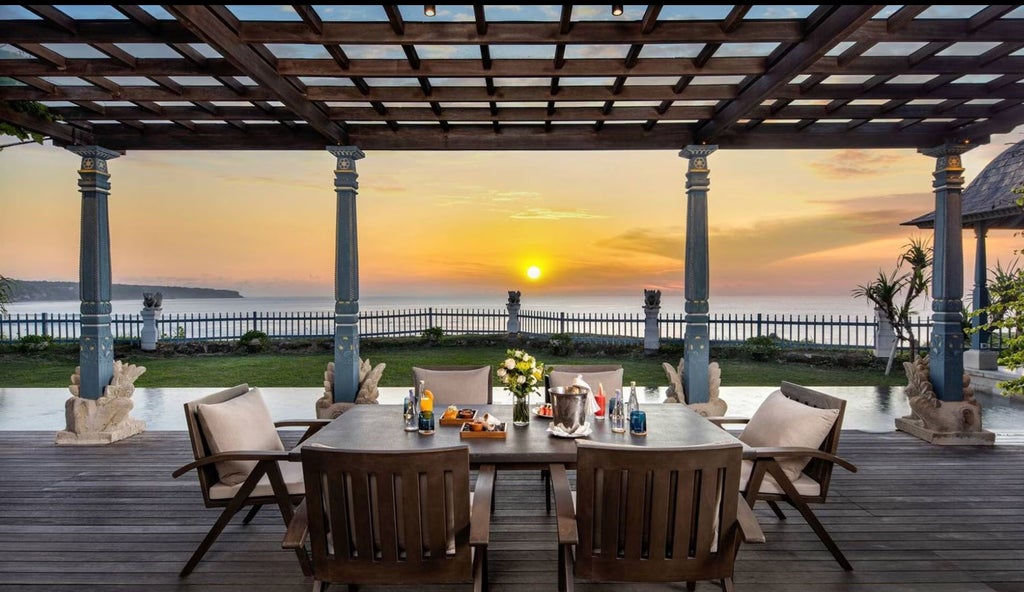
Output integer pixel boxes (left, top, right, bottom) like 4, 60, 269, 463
1, 430, 1024, 592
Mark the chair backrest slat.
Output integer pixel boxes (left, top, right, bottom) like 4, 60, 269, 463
574, 441, 743, 583
301, 445, 472, 585
780, 381, 846, 497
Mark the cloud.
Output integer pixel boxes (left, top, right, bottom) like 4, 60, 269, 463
597, 227, 685, 260
510, 208, 608, 220
806, 150, 918, 179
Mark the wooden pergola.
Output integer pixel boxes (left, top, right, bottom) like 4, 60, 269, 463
2, 4, 1023, 412
1, 4, 1022, 151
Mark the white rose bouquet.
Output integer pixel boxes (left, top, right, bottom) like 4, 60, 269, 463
497, 348, 544, 425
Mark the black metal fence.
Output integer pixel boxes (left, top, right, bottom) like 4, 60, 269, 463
0, 308, 960, 352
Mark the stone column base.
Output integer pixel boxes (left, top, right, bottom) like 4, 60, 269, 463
895, 416, 995, 446
315, 399, 356, 420
56, 418, 146, 446
687, 400, 727, 418
963, 349, 999, 371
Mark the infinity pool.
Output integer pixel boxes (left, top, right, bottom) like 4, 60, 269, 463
3, 385, 1023, 434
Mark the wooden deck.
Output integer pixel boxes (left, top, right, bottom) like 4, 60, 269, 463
2, 430, 1024, 592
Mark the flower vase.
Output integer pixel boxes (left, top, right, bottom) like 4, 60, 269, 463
513, 393, 531, 427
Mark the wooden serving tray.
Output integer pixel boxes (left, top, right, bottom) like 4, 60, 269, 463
439, 408, 479, 427
459, 423, 507, 439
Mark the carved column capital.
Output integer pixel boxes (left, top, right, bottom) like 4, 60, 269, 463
67, 145, 121, 172
679, 144, 718, 169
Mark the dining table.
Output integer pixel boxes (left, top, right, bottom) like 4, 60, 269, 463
290, 403, 742, 468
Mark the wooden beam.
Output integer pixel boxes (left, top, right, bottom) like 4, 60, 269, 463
474, 5, 487, 35
886, 5, 929, 32
384, 5, 405, 35
292, 5, 323, 35
5, 54, 1024, 79
0, 101, 92, 144
696, 5, 883, 142
91, 43, 137, 68
968, 5, 1018, 32
7, 79, 1024, 105
23, 5, 76, 34
65, 120, 966, 151
164, 4, 346, 144
721, 5, 752, 33
13, 44, 66, 69
641, 5, 662, 34
114, 5, 160, 32
559, 6, 573, 35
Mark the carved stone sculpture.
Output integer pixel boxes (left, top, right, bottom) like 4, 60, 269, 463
507, 290, 521, 305
662, 359, 727, 417
644, 289, 662, 308
895, 355, 994, 445
56, 360, 147, 445
142, 292, 163, 309
315, 358, 386, 419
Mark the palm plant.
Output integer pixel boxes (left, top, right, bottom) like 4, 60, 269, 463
852, 237, 932, 374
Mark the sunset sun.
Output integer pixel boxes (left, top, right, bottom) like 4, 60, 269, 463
526, 265, 542, 280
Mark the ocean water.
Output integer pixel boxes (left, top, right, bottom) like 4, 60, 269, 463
5, 293, 923, 319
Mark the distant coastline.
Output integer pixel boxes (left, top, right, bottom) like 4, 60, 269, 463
6, 280, 243, 303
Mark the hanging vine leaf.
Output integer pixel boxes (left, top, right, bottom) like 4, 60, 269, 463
0, 100, 57, 144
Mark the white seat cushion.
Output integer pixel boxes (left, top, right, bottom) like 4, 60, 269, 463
740, 459, 821, 497
739, 390, 839, 482
209, 460, 304, 500
413, 367, 491, 405
197, 387, 285, 485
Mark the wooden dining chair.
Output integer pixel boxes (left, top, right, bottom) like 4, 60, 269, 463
173, 384, 330, 577
412, 365, 493, 405
710, 381, 858, 570
284, 445, 496, 592
542, 364, 625, 511
550, 441, 764, 592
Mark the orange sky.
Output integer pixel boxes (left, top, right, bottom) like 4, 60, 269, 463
2, 128, 1022, 299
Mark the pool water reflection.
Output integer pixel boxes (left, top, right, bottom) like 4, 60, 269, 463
1, 385, 1022, 434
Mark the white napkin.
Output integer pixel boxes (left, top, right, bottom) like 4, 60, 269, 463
482, 412, 503, 427
548, 421, 593, 438
573, 374, 599, 416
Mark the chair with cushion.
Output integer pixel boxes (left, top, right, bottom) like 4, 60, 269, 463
284, 445, 496, 592
710, 381, 858, 570
542, 364, 625, 510
173, 384, 330, 577
544, 364, 623, 404
412, 365, 493, 405
550, 441, 764, 592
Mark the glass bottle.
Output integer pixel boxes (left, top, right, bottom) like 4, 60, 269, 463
609, 389, 626, 433
627, 381, 640, 419
418, 381, 435, 435
403, 387, 418, 431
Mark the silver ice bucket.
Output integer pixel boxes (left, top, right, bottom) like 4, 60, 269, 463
549, 386, 590, 431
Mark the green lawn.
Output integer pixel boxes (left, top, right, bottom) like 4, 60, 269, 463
0, 345, 908, 389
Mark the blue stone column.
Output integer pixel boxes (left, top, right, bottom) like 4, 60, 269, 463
679, 145, 718, 404
920, 143, 967, 401
971, 223, 991, 350
327, 146, 364, 403
68, 146, 120, 400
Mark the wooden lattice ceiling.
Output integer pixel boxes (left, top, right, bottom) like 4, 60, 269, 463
1, 4, 1023, 151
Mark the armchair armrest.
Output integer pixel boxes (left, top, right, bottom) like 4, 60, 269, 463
282, 499, 309, 550
744, 446, 858, 473
549, 463, 578, 546
735, 500, 765, 544
470, 465, 496, 547
275, 419, 331, 443
171, 450, 292, 479
706, 416, 750, 427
